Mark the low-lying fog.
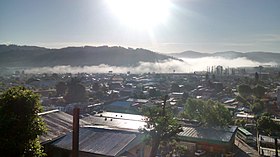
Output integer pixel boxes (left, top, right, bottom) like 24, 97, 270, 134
25, 57, 277, 74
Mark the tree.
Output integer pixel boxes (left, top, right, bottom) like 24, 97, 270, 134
0, 86, 46, 157
235, 119, 246, 127
257, 113, 280, 136
142, 96, 182, 157
253, 84, 266, 98
255, 72, 259, 83
171, 83, 180, 92
237, 84, 252, 98
257, 113, 280, 157
183, 98, 232, 127
236, 95, 251, 107
251, 101, 264, 114
64, 78, 87, 103
149, 88, 157, 97
182, 92, 189, 102
55, 81, 67, 96
91, 82, 100, 91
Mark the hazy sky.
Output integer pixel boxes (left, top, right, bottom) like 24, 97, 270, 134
1, 0, 280, 53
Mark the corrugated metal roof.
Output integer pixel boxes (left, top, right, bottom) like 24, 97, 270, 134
259, 134, 280, 144
94, 112, 146, 121
40, 110, 90, 143
178, 126, 237, 144
82, 114, 146, 131
52, 127, 141, 156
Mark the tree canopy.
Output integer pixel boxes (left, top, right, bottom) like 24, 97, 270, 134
257, 113, 280, 157
0, 86, 46, 157
55, 81, 67, 96
253, 84, 266, 98
237, 84, 252, 98
142, 96, 182, 157
257, 113, 280, 136
183, 98, 232, 127
64, 78, 87, 103
171, 83, 180, 92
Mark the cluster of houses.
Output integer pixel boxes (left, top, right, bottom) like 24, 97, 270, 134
1, 66, 280, 156
40, 109, 238, 157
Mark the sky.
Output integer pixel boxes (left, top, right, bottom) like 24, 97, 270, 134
1, 0, 280, 53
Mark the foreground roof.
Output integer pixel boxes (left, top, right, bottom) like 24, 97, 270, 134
52, 127, 142, 156
40, 110, 89, 143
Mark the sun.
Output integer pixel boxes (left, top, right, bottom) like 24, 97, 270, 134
106, 0, 171, 30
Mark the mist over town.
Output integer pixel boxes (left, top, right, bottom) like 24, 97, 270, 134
1, 0, 280, 157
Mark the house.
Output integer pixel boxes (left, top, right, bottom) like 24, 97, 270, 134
39, 110, 89, 145
235, 112, 255, 123
110, 75, 125, 84
40, 110, 150, 157
49, 127, 148, 157
104, 101, 140, 114
41, 109, 237, 157
177, 126, 238, 156
82, 111, 147, 131
258, 134, 280, 157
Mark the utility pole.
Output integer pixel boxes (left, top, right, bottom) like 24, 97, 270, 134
72, 108, 80, 157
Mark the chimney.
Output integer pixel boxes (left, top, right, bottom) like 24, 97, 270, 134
72, 108, 80, 157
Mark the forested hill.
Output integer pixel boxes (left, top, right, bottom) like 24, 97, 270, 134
0, 45, 180, 67
170, 51, 280, 63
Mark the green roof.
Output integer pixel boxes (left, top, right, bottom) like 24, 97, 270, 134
177, 126, 237, 145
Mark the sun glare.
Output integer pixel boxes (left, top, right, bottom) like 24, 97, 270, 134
107, 0, 171, 30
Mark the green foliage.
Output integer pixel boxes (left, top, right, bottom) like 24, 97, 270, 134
158, 139, 189, 157
252, 84, 266, 98
235, 119, 246, 127
237, 84, 252, 98
148, 88, 160, 97
142, 97, 182, 157
257, 113, 280, 137
236, 95, 251, 106
251, 101, 264, 114
255, 72, 259, 82
142, 105, 181, 141
171, 83, 180, 92
64, 78, 87, 103
182, 92, 189, 102
55, 81, 67, 96
0, 86, 46, 157
91, 82, 100, 91
183, 99, 232, 127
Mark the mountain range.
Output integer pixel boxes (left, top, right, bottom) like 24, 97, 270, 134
0, 44, 279, 68
0, 45, 180, 67
170, 50, 280, 63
